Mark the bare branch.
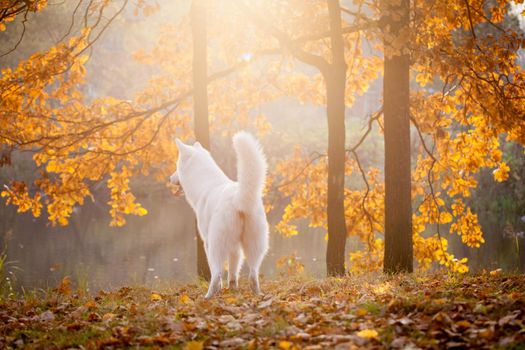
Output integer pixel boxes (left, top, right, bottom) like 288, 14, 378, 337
235, 0, 330, 73
57, 0, 84, 43
0, 6, 29, 58
350, 149, 375, 252
348, 108, 383, 153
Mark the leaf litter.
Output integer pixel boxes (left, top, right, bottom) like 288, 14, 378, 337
0, 272, 524, 349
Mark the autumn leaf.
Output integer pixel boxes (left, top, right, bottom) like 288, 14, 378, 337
84, 300, 97, 309
36, 310, 55, 322
278, 340, 293, 349
489, 268, 502, 276
180, 294, 192, 304
102, 313, 116, 323
479, 328, 494, 339
456, 320, 472, 329
225, 296, 238, 304
356, 308, 368, 316
56, 276, 72, 295
493, 162, 510, 182
150, 293, 162, 301
185, 340, 204, 350
356, 329, 379, 339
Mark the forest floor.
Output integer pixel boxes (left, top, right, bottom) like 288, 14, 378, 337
0, 272, 524, 349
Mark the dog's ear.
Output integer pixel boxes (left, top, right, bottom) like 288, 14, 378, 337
176, 138, 192, 153
176, 139, 193, 161
194, 141, 203, 149
169, 171, 179, 184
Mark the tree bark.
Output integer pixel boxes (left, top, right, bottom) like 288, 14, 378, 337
325, 0, 347, 276
191, 0, 211, 281
381, 0, 413, 273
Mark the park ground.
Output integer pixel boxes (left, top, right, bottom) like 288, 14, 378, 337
0, 272, 524, 349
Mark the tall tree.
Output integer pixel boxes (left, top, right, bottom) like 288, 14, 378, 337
237, 0, 350, 276
324, 0, 348, 276
381, 0, 413, 273
191, 0, 211, 281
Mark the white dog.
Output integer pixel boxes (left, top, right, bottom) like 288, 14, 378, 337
170, 131, 269, 299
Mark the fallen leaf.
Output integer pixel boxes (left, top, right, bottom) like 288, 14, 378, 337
87, 312, 101, 322
138, 335, 171, 345
489, 268, 502, 276
56, 276, 72, 295
66, 322, 83, 331
356, 329, 378, 339
218, 314, 235, 324
70, 306, 87, 319
398, 317, 413, 325
180, 294, 192, 304
432, 311, 451, 324
150, 293, 162, 301
446, 341, 466, 349
473, 304, 487, 314
84, 300, 97, 309
258, 298, 273, 309
98, 337, 120, 346
37, 310, 55, 322
478, 328, 494, 339
225, 296, 238, 304
185, 340, 204, 350
390, 337, 407, 348
292, 332, 311, 340
433, 298, 447, 305
102, 313, 116, 323
278, 340, 293, 349
456, 320, 471, 329
498, 312, 518, 326
356, 308, 368, 316
219, 338, 245, 347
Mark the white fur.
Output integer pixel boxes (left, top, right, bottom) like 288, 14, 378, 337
170, 132, 269, 298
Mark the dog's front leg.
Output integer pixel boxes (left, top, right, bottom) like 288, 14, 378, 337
204, 240, 225, 299
205, 271, 222, 299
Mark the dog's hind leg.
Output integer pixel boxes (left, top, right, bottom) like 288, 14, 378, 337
228, 247, 242, 289
204, 239, 226, 299
241, 212, 268, 296
249, 266, 261, 295
242, 236, 265, 296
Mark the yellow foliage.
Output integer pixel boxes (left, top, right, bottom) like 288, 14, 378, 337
493, 162, 510, 182
2, 0, 524, 277
276, 254, 305, 277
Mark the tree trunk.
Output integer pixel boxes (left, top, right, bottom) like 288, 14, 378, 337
191, 0, 211, 281
382, 0, 413, 273
325, 0, 347, 276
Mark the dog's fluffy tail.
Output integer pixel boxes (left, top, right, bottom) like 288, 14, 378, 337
233, 131, 267, 212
